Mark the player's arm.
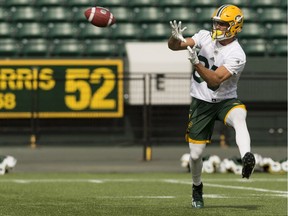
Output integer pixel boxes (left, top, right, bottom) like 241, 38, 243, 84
168, 20, 195, 51
194, 64, 232, 88
187, 46, 232, 88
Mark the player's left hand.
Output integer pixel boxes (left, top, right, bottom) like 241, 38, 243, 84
187, 46, 199, 65
170, 20, 187, 43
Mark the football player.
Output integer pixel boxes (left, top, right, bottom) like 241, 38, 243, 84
168, 5, 256, 209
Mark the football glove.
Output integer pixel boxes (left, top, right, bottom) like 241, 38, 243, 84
187, 46, 199, 65
169, 20, 187, 43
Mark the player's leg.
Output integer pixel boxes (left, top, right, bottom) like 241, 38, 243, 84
225, 107, 255, 178
189, 143, 206, 208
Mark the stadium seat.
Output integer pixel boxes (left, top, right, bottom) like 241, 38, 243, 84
157, 0, 188, 7
133, 7, 165, 23
16, 22, 46, 39
66, 0, 92, 7
241, 39, 267, 56
101, 0, 128, 7
238, 23, 266, 39
111, 23, 142, 39
109, 7, 134, 23
249, 0, 280, 8
41, 7, 72, 23
71, 7, 88, 23
4, 0, 32, 7
142, 23, 170, 40
0, 7, 9, 21
47, 23, 77, 39
128, 0, 156, 7
241, 8, 258, 23
194, 8, 216, 23
217, 0, 248, 7
10, 7, 40, 22
257, 8, 287, 23
51, 39, 83, 56
189, 0, 217, 8
183, 23, 204, 37
265, 23, 287, 39
280, 0, 287, 7
35, 0, 64, 7
0, 39, 20, 57
0, 22, 14, 38
268, 39, 287, 56
163, 8, 196, 22
20, 39, 50, 56
78, 23, 111, 39
83, 39, 117, 57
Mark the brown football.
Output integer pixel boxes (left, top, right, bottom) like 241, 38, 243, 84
84, 6, 116, 28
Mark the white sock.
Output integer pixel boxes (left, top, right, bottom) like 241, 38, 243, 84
226, 108, 251, 158
189, 143, 206, 186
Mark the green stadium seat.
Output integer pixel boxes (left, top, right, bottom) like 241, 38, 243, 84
20, 39, 49, 56
241, 8, 258, 23
51, 39, 83, 56
238, 23, 266, 39
157, 0, 188, 7
128, 0, 156, 7
0, 7, 9, 21
280, 0, 287, 7
10, 7, 40, 22
268, 39, 287, 56
35, 0, 64, 7
47, 23, 77, 39
217, 0, 248, 7
189, 0, 217, 7
249, 0, 280, 8
4, 0, 32, 7
101, 0, 128, 7
258, 8, 287, 23
66, 0, 92, 7
183, 23, 203, 37
133, 7, 165, 23
78, 23, 111, 39
0, 39, 20, 57
71, 7, 88, 23
83, 39, 118, 57
0, 22, 13, 38
142, 23, 170, 40
16, 22, 46, 39
241, 39, 267, 56
111, 23, 142, 39
109, 7, 134, 23
163, 8, 196, 22
194, 8, 216, 23
265, 23, 287, 39
41, 7, 72, 23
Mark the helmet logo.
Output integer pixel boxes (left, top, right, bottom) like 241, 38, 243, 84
235, 15, 243, 23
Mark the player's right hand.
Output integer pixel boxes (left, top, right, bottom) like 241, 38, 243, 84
170, 20, 187, 43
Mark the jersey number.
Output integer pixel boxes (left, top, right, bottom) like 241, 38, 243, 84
193, 55, 219, 91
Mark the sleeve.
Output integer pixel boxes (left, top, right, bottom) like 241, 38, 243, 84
223, 47, 246, 75
191, 30, 210, 49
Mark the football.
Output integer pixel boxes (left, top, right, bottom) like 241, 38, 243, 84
84, 6, 116, 28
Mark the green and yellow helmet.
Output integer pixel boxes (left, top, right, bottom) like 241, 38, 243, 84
211, 5, 244, 41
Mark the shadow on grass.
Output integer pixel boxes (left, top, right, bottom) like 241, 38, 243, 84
204, 205, 260, 210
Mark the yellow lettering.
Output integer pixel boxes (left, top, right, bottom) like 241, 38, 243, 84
17, 68, 33, 90
39, 68, 55, 90
0, 69, 17, 90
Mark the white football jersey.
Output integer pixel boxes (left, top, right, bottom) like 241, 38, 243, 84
190, 30, 246, 103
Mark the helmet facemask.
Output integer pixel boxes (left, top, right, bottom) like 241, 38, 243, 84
211, 20, 232, 41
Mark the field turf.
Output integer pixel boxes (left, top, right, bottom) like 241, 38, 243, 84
0, 172, 286, 216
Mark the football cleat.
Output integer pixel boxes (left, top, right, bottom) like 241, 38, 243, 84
242, 152, 256, 179
192, 183, 204, 208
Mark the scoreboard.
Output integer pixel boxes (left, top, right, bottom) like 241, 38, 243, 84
0, 59, 123, 118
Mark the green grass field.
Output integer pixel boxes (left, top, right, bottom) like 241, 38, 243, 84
0, 172, 287, 216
